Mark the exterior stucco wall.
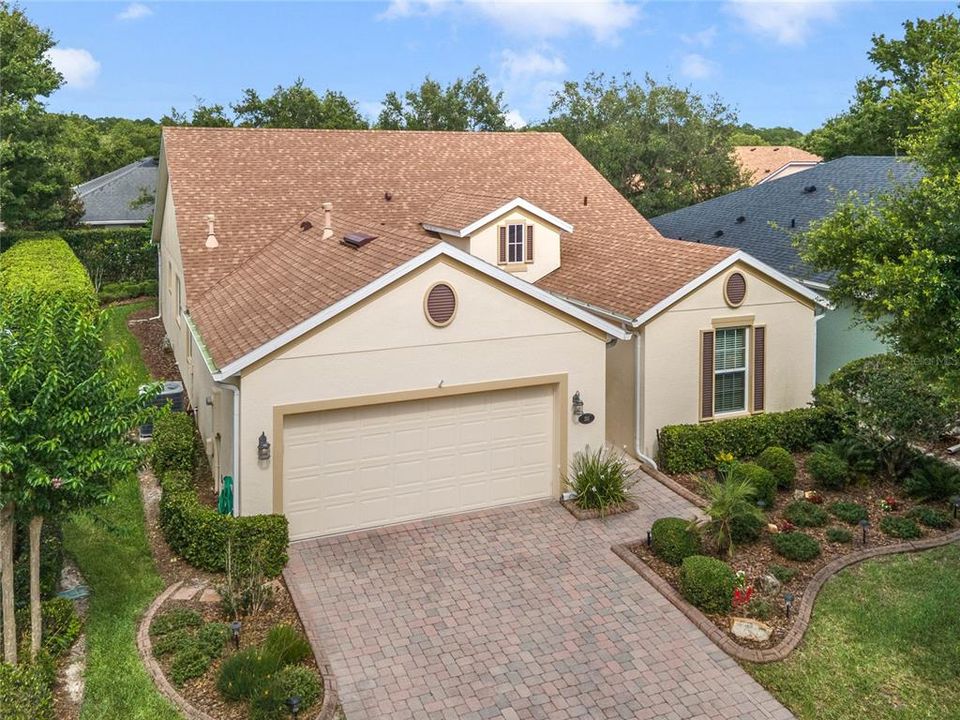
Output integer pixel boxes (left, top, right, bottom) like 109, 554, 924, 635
461, 208, 562, 283
815, 302, 888, 384
613, 262, 816, 459
238, 257, 607, 516
157, 178, 235, 488
604, 336, 636, 454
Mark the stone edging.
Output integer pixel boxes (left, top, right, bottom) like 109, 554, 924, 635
138, 580, 339, 720
643, 465, 708, 509
612, 528, 960, 663
560, 499, 639, 521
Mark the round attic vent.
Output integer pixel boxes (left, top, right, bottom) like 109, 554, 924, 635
725, 272, 747, 307
425, 283, 457, 327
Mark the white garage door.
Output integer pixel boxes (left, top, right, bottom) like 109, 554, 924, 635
282, 385, 556, 540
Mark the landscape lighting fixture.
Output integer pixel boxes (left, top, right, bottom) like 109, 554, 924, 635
859, 518, 870, 545
286, 695, 302, 719
784, 592, 795, 620
951, 496, 960, 520
230, 620, 241, 650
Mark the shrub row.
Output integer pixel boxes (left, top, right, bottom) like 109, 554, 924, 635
657, 407, 840, 473
0, 237, 97, 311
99, 279, 158, 304
0, 227, 156, 287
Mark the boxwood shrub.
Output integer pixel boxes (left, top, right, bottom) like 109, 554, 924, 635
772, 532, 821, 561
733, 462, 777, 508
679, 555, 736, 614
159, 470, 288, 577
0, 657, 56, 720
806, 446, 849, 490
730, 512, 765, 544
657, 407, 839, 473
783, 500, 829, 528
650, 517, 701, 566
755, 446, 797, 489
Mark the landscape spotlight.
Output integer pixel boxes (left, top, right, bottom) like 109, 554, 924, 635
286, 695, 302, 719
859, 518, 870, 545
951, 496, 960, 520
647, 530, 652, 547
230, 620, 241, 650
784, 592, 795, 620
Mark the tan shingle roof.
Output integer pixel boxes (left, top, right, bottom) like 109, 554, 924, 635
421, 191, 513, 232
162, 127, 734, 368
733, 146, 822, 185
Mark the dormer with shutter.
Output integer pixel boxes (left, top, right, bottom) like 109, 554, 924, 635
422, 193, 572, 282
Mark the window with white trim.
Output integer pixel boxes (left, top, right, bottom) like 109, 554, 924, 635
507, 223, 524, 263
714, 327, 747, 413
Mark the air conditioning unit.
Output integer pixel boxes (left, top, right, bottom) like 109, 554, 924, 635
139, 380, 185, 439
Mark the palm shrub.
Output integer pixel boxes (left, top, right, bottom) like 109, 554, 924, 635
650, 517, 701, 566
679, 556, 736, 614
697, 478, 765, 556
903, 456, 960, 501
756, 446, 796, 489
564, 446, 635, 515
828, 437, 878, 481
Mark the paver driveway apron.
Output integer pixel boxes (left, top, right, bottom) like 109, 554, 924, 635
285, 473, 793, 720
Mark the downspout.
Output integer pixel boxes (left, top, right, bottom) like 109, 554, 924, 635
633, 328, 659, 469
217, 380, 241, 517
813, 310, 826, 387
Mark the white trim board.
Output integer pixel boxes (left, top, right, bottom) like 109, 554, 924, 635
631, 250, 830, 328
209, 242, 629, 381
423, 197, 574, 238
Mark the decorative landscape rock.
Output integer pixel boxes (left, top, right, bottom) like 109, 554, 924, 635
758, 573, 782, 594
766, 523, 780, 534
730, 617, 773, 642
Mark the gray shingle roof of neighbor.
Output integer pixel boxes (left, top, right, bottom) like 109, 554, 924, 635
650, 156, 922, 285
75, 157, 159, 225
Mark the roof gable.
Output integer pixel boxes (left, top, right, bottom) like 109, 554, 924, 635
422, 194, 574, 237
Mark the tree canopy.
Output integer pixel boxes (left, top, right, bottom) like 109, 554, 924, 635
542, 72, 747, 217
376, 68, 509, 131
805, 12, 960, 159
0, 3, 80, 229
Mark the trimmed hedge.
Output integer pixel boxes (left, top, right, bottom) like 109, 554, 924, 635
650, 517, 701, 566
679, 555, 736, 614
657, 407, 839, 473
733, 462, 777, 507
0, 237, 97, 311
756, 446, 797, 489
0, 657, 56, 720
158, 470, 288, 577
99, 279, 158, 304
150, 412, 197, 477
0, 227, 155, 288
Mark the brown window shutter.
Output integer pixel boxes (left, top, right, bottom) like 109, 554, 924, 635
526, 224, 534, 262
498, 226, 507, 263
701, 330, 714, 420
753, 326, 766, 412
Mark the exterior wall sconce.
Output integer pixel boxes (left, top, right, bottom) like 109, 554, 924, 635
572, 391, 584, 416
257, 432, 271, 461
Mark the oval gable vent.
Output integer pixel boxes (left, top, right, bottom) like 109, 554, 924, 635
725, 272, 747, 307
425, 283, 457, 326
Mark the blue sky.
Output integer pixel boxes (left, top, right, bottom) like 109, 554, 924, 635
31, 1, 954, 132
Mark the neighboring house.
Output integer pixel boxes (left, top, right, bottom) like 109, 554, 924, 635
651, 156, 920, 384
733, 146, 821, 185
75, 157, 158, 226
154, 127, 820, 539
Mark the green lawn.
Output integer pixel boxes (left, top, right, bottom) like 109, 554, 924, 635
102, 299, 153, 382
747, 544, 960, 720
62, 300, 180, 720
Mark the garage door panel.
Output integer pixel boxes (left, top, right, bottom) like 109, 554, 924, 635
283, 385, 556, 540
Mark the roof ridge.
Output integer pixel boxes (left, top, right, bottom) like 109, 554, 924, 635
76, 158, 153, 196
162, 126, 564, 137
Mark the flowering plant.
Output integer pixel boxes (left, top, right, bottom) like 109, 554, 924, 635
715, 452, 737, 481
776, 519, 796, 533
804, 491, 824, 505
733, 585, 754, 608
879, 496, 898, 512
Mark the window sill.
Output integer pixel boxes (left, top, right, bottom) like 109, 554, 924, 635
499, 263, 528, 272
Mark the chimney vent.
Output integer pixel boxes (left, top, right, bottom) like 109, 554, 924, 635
343, 232, 377, 249
321, 202, 334, 240
204, 213, 219, 249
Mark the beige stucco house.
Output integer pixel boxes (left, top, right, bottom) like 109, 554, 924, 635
154, 127, 821, 540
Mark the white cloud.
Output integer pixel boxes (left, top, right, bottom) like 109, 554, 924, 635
380, 0, 640, 43
45, 48, 101, 89
681, 26, 717, 48
726, 0, 837, 45
358, 100, 385, 121
117, 3, 153, 21
500, 49, 567, 81
679, 53, 716, 80
505, 109, 527, 128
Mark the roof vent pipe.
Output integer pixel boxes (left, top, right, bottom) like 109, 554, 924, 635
321, 202, 334, 240
204, 213, 219, 249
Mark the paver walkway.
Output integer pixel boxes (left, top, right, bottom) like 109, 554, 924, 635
285, 472, 793, 720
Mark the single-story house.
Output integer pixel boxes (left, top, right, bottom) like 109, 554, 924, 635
75, 157, 158, 226
650, 156, 920, 384
733, 145, 821, 185
155, 127, 821, 539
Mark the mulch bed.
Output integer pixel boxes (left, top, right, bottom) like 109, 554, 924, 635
561, 499, 639, 520
126, 304, 182, 382
631, 455, 958, 650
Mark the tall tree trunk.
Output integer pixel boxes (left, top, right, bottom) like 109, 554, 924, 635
0, 502, 16, 665
29, 515, 44, 660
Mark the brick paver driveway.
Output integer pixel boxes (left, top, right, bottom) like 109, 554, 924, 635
285, 472, 793, 720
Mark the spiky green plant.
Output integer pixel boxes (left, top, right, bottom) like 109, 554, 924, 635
695, 478, 765, 557
563, 446, 635, 516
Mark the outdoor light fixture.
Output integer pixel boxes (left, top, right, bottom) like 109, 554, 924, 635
572, 391, 584, 417
756, 499, 767, 511
952, 496, 960, 520
230, 620, 241, 650
784, 592, 795, 620
286, 695, 302, 719
859, 518, 870, 545
647, 530, 652, 547
257, 432, 271, 461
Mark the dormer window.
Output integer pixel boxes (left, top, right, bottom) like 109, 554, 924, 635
507, 223, 525, 263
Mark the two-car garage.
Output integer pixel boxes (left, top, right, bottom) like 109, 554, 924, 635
280, 384, 558, 540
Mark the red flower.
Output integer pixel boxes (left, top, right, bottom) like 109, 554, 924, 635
733, 586, 754, 607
